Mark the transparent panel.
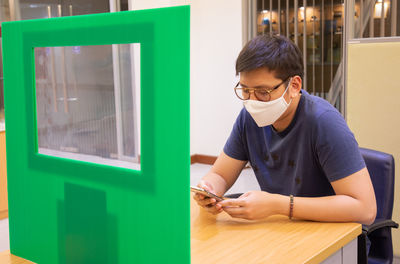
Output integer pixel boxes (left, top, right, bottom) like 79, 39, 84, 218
0, 0, 10, 21
19, 2, 58, 20
34, 44, 141, 170
255, 0, 345, 111
0, 0, 10, 126
0, 41, 4, 128
18, 0, 110, 20
356, 0, 400, 38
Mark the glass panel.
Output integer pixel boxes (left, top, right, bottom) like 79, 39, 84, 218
18, 0, 109, 20
34, 44, 141, 170
0, 41, 4, 129
19, 2, 57, 19
254, 0, 345, 112
0, 0, 11, 127
360, 0, 400, 38
0, 0, 11, 21
120, 0, 129, 11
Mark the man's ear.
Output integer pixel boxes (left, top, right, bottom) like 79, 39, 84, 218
289, 75, 302, 98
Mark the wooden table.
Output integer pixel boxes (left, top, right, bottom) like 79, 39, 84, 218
1, 198, 362, 264
191, 198, 361, 264
0, 250, 34, 264
0, 131, 8, 220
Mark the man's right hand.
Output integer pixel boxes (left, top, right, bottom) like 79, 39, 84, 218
193, 180, 223, 215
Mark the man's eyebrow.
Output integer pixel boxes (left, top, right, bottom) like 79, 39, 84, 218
239, 83, 273, 89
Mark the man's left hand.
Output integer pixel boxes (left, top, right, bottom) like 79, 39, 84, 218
218, 191, 283, 220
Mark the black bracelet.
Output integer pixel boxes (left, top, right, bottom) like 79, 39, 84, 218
289, 194, 294, 220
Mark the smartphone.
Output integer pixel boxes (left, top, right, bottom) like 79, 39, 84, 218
190, 186, 226, 201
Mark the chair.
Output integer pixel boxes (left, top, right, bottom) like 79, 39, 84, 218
358, 147, 399, 264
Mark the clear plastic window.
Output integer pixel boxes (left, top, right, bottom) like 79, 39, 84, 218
34, 44, 141, 170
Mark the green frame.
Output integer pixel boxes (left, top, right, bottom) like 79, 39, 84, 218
3, 6, 190, 264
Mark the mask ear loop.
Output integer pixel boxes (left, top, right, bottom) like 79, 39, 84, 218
284, 78, 294, 105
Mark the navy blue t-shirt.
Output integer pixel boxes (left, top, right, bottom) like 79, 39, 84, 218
223, 90, 365, 197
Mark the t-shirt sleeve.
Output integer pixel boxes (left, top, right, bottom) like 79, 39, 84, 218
223, 108, 249, 161
314, 110, 366, 182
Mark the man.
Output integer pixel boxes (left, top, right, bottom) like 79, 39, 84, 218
194, 35, 376, 225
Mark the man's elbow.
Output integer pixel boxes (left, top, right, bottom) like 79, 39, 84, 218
360, 203, 377, 225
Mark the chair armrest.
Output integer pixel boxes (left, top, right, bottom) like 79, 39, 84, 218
363, 219, 399, 235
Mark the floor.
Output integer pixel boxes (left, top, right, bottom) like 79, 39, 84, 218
1, 164, 399, 263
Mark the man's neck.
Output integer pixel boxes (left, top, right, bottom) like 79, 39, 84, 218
272, 94, 301, 132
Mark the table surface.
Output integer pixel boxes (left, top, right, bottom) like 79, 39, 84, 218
191, 197, 361, 264
0, 250, 34, 264
0, 198, 362, 264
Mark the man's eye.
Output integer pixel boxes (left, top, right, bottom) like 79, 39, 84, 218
242, 88, 250, 94
256, 90, 269, 95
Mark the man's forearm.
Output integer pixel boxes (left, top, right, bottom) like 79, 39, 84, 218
275, 194, 376, 225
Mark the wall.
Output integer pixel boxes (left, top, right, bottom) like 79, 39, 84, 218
189, 0, 244, 156
346, 39, 400, 256
132, 0, 244, 156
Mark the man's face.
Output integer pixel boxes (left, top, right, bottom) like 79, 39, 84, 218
238, 67, 290, 103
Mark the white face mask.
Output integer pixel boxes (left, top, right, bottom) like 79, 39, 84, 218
243, 79, 292, 127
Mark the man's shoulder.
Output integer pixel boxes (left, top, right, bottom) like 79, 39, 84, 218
301, 91, 342, 123
299, 92, 350, 142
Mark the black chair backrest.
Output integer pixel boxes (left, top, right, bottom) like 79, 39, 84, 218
360, 148, 395, 221
359, 147, 396, 263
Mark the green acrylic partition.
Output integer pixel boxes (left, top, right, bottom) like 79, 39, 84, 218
2, 6, 190, 264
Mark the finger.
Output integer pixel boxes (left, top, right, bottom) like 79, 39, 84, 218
196, 198, 216, 207
215, 203, 223, 210
203, 200, 224, 214
219, 198, 247, 207
205, 204, 224, 215
222, 206, 246, 216
193, 193, 205, 201
223, 209, 246, 218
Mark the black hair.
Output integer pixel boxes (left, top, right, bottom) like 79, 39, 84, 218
235, 35, 304, 81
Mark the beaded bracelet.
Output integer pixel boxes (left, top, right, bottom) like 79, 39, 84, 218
289, 194, 294, 220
